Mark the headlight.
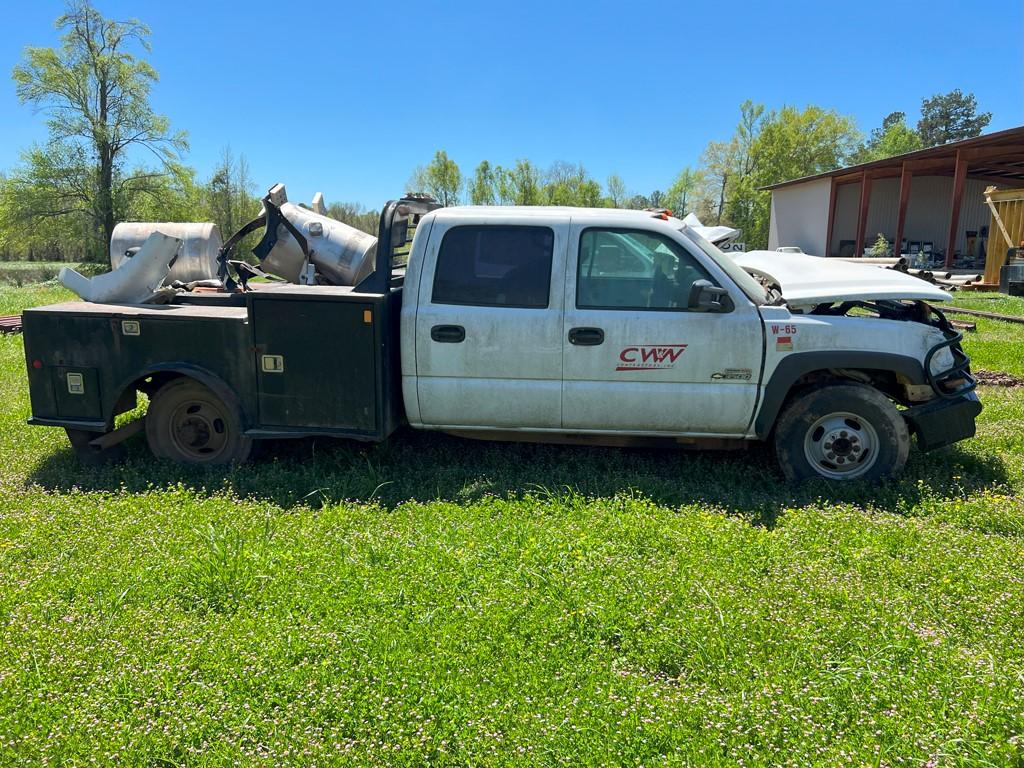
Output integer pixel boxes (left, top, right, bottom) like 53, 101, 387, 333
929, 345, 955, 375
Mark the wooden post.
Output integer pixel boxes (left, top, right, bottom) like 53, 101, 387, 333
854, 172, 872, 258
824, 176, 838, 257
944, 151, 968, 268
893, 163, 912, 259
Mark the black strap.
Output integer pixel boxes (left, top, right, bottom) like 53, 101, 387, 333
217, 195, 317, 290
227, 259, 280, 292
252, 197, 311, 263
217, 213, 267, 290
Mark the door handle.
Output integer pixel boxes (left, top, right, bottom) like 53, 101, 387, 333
568, 327, 604, 346
431, 324, 465, 343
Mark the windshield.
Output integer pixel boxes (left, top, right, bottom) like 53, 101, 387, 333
678, 225, 768, 306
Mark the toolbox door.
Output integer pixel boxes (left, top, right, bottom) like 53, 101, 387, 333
252, 298, 377, 432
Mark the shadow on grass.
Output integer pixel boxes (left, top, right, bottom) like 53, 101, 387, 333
24, 426, 1010, 528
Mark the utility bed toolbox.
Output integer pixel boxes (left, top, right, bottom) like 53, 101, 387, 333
244, 286, 394, 436
22, 285, 404, 441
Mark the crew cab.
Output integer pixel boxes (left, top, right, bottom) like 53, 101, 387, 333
22, 198, 981, 482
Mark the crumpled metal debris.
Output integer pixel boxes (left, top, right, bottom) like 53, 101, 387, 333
60, 231, 181, 304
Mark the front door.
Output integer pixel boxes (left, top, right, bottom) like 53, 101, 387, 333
414, 218, 566, 428
562, 223, 762, 435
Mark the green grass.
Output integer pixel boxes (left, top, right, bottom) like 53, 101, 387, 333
0, 261, 105, 288
1, 285, 1024, 766
0, 261, 66, 287
947, 292, 1024, 377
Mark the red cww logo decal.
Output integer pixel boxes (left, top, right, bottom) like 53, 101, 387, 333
616, 344, 688, 371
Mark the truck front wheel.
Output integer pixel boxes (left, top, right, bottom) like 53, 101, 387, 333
145, 378, 252, 465
773, 383, 909, 482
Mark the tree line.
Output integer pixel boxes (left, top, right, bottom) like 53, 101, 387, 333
410, 90, 991, 250
0, 1, 995, 263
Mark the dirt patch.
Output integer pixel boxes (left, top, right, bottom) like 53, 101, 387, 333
975, 369, 1024, 387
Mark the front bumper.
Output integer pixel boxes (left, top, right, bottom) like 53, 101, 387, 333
903, 391, 982, 452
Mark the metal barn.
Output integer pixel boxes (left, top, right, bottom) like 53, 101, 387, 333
766, 126, 1024, 270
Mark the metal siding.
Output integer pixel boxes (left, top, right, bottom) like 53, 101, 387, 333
865, 177, 898, 244
823, 176, 1010, 257
831, 183, 861, 255
959, 179, 1004, 253
768, 178, 831, 254
903, 176, 952, 251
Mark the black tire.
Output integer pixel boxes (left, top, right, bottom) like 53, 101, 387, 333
773, 383, 910, 482
65, 428, 125, 466
145, 378, 251, 465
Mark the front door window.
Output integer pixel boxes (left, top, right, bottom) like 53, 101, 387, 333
576, 228, 714, 311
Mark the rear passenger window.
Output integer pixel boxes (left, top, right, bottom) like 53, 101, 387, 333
432, 226, 553, 308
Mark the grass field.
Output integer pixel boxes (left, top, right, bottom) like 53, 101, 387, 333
1, 285, 1023, 766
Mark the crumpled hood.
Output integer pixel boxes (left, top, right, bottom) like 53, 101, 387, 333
733, 250, 950, 305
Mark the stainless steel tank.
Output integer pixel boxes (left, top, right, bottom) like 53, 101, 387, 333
110, 222, 222, 283
260, 202, 378, 286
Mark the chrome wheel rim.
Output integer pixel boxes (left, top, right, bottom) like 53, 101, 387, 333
803, 411, 879, 479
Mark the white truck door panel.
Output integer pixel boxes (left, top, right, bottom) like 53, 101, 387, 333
562, 223, 762, 435
414, 219, 566, 428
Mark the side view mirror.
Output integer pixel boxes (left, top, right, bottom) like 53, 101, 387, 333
688, 279, 730, 312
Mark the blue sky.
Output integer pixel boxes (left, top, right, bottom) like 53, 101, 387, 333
0, 0, 1021, 211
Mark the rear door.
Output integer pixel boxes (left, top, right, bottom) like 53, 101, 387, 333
562, 223, 762, 435
414, 217, 566, 428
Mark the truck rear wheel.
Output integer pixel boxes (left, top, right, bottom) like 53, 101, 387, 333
145, 378, 251, 465
773, 383, 909, 482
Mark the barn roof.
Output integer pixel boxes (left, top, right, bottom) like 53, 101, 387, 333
764, 125, 1024, 191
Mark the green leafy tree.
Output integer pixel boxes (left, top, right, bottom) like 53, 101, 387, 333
409, 150, 462, 206
866, 233, 890, 258
605, 174, 627, 207
120, 161, 200, 223
665, 167, 702, 216
499, 160, 543, 205
202, 147, 259, 237
0, 167, 93, 262
12, 1, 187, 259
542, 162, 602, 207
917, 89, 991, 147
325, 202, 380, 235
697, 102, 859, 248
698, 140, 733, 224
853, 111, 923, 162
742, 105, 860, 247
697, 101, 766, 226
469, 160, 497, 205
867, 121, 923, 160
753, 105, 860, 186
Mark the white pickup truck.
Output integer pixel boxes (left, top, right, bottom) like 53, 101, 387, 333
23, 197, 981, 482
